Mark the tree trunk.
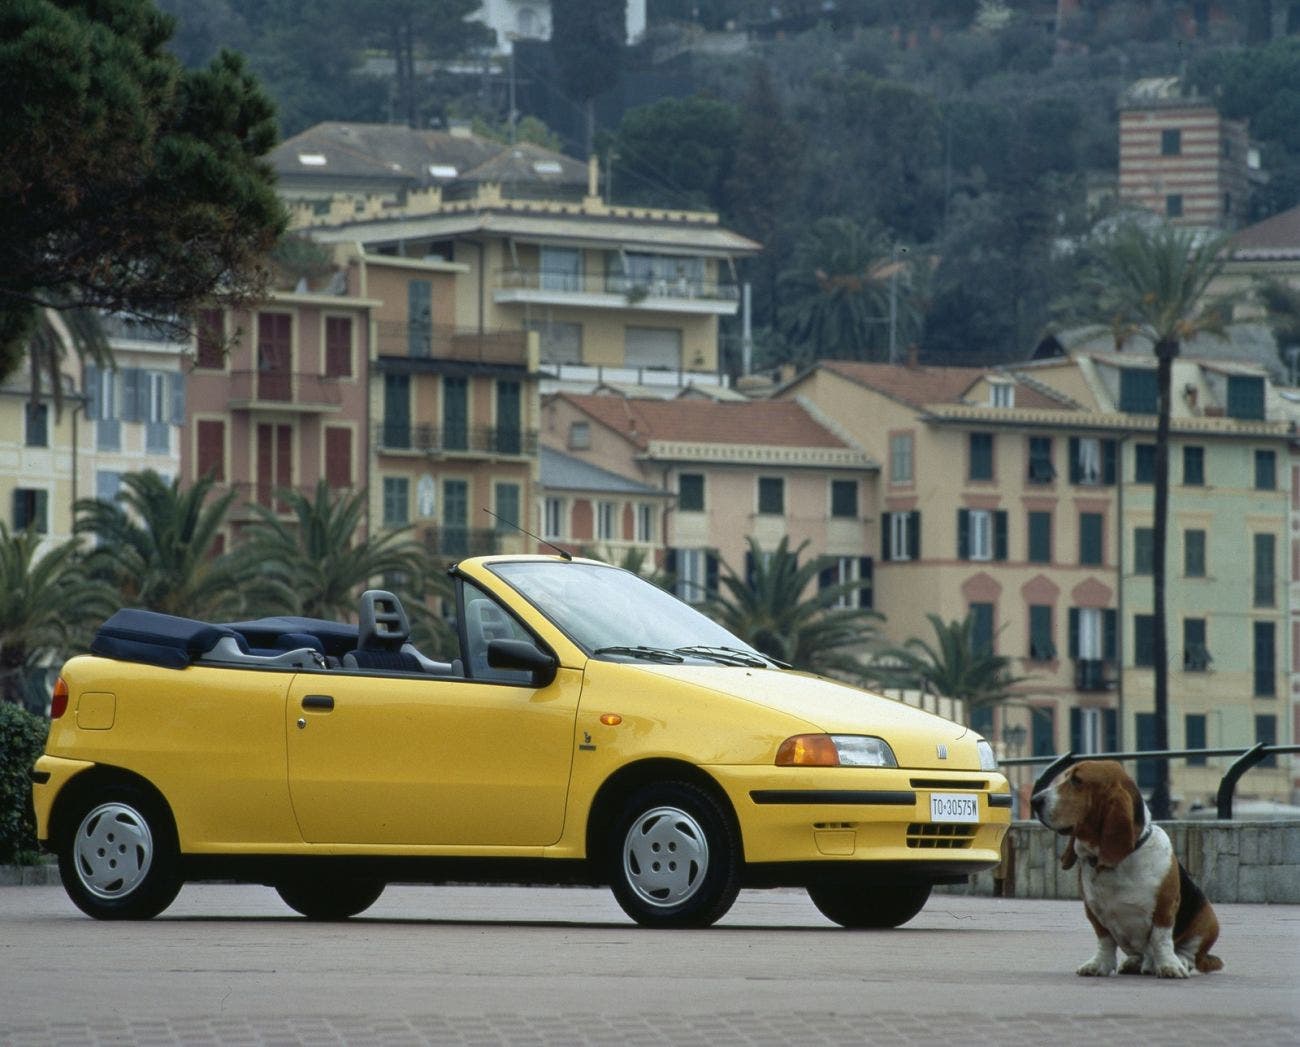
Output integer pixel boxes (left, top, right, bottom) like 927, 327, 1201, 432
1150, 337, 1177, 819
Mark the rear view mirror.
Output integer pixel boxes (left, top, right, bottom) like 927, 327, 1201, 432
487, 638, 557, 687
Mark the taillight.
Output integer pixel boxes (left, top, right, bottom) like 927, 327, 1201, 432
50, 677, 69, 719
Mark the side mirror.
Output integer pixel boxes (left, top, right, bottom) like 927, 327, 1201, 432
487, 638, 557, 687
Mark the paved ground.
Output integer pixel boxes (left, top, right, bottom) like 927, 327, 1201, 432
1, 884, 1297, 1045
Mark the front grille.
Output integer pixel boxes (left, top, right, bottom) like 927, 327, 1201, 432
906, 823, 976, 849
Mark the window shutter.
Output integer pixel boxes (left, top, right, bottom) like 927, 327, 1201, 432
12, 490, 25, 530
994, 511, 1008, 561
121, 369, 140, 422
705, 552, 719, 596
1102, 439, 1117, 484
1068, 608, 1080, 659
34, 491, 49, 534
881, 512, 893, 561
1103, 609, 1118, 660
664, 548, 678, 577
858, 557, 873, 609
1068, 437, 1081, 483
169, 371, 186, 425
908, 511, 921, 560
818, 563, 836, 591
1069, 708, 1083, 753
744, 551, 756, 588
1102, 709, 1118, 753
85, 365, 100, 422
957, 508, 970, 560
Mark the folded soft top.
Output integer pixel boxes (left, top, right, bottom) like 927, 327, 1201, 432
91, 609, 238, 669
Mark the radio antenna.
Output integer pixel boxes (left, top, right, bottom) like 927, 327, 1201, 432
482, 507, 573, 561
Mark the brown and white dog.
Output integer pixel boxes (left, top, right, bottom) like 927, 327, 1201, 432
1030, 760, 1222, 978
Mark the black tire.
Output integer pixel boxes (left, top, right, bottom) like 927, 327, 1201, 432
608, 780, 741, 928
275, 877, 386, 920
806, 881, 932, 929
57, 781, 182, 920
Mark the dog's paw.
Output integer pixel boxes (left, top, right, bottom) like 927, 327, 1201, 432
1118, 955, 1143, 975
1076, 959, 1116, 977
1154, 960, 1190, 979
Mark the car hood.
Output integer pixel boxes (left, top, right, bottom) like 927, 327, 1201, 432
635, 663, 987, 771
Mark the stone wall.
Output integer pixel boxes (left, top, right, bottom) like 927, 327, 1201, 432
951, 820, 1300, 904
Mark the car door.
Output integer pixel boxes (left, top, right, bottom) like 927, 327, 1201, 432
284, 591, 579, 848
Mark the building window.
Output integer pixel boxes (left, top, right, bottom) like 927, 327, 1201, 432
1133, 527, 1154, 575
494, 483, 521, 530
1027, 511, 1052, 564
1134, 443, 1156, 483
671, 548, 718, 604
819, 556, 873, 609
1119, 368, 1158, 414
1254, 621, 1275, 697
1027, 436, 1054, 483
1183, 445, 1204, 486
1028, 604, 1055, 661
968, 432, 994, 481
1227, 376, 1265, 420
543, 497, 563, 539
1184, 529, 1206, 577
1185, 714, 1207, 765
989, 382, 1014, 408
540, 245, 582, 291
196, 419, 225, 482
1134, 614, 1156, 668
1079, 512, 1104, 566
1254, 449, 1276, 490
757, 477, 784, 515
382, 477, 409, 528
1183, 618, 1211, 671
597, 501, 616, 541
1255, 715, 1277, 767
1166, 194, 1184, 218
1161, 128, 1182, 155
830, 479, 858, 518
889, 433, 914, 484
1070, 707, 1115, 756
568, 421, 590, 450
1070, 607, 1116, 662
678, 473, 704, 512
524, 319, 583, 364
1069, 437, 1115, 485
957, 508, 1007, 561
12, 489, 48, 534
882, 510, 920, 562
24, 403, 48, 448
636, 504, 654, 543
1032, 706, 1056, 757
1253, 533, 1276, 607
324, 316, 353, 378
970, 602, 994, 656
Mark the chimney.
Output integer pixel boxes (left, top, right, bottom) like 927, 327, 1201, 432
588, 154, 600, 198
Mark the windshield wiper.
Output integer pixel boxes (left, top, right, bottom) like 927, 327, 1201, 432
673, 645, 783, 668
593, 645, 685, 663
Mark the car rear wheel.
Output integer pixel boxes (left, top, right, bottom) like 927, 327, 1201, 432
58, 783, 182, 920
275, 877, 386, 920
806, 881, 932, 929
608, 781, 741, 928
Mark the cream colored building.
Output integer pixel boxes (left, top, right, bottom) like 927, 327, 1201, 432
0, 373, 81, 550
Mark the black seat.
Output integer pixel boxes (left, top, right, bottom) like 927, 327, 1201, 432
343, 591, 422, 672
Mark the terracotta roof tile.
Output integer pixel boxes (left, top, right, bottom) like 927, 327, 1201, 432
1229, 204, 1300, 258
819, 360, 986, 407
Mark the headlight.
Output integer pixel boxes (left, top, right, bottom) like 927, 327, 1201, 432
776, 734, 898, 767
976, 739, 999, 771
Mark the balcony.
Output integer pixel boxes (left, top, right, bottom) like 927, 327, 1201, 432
424, 525, 500, 558
374, 322, 529, 366
1074, 658, 1110, 692
376, 423, 537, 458
494, 268, 740, 315
228, 371, 342, 412
223, 482, 357, 518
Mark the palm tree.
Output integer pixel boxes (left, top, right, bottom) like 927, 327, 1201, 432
1093, 219, 1229, 818
777, 217, 916, 363
875, 613, 1027, 726
240, 480, 435, 621
709, 537, 882, 680
75, 470, 265, 620
0, 525, 115, 706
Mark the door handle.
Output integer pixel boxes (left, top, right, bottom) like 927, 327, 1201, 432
301, 694, 334, 711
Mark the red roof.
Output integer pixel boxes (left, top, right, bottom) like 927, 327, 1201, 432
1229, 204, 1300, 259
817, 360, 1067, 410
558, 394, 850, 450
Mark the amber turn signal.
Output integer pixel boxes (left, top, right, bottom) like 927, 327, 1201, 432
599, 713, 622, 726
776, 734, 840, 766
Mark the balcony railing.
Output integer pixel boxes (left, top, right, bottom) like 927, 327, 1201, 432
1073, 658, 1110, 692
228, 370, 342, 408
424, 525, 500, 558
375, 423, 537, 457
496, 268, 740, 304
374, 322, 529, 365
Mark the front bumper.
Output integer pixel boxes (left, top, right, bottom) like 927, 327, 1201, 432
708, 764, 1011, 869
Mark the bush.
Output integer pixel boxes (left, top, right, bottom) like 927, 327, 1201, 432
0, 702, 48, 864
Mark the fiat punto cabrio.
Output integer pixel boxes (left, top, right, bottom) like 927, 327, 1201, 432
32, 554, 1011, 928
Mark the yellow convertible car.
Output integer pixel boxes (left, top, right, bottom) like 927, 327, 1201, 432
32, 555, 1010, 928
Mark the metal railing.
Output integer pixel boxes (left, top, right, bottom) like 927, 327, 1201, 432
424, 525, 499, 557
1002, 744, 1300, 819
375, 423, 537, 457
228, 370, 342, 407
496, 267, 740, 303
374, 322, 529, 365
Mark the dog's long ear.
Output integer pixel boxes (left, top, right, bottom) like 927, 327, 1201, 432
1097, 784, 1138, 868
1061, 835, 1078, 870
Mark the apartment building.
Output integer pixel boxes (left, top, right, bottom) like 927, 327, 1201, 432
0, 372, 81, 549
780, 355, 1293, 810
540, 392, 876, 603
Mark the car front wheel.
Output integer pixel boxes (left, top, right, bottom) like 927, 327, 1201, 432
275, 876, 386, 920
806, 881, 932, 929
608, 781, 741, 928
58, 783, 182, 920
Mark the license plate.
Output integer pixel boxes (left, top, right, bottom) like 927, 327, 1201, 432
929, 793, 980, 823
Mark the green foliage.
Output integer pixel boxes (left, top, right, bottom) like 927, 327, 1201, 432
875, 613, 1026, 714
552, 0, 627, 105
0, 0, 285, 385
0, 702, 47, 864
708, 537, 882, 681
610, 96, 740, 211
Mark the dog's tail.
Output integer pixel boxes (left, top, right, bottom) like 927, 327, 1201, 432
1196, 952, 1224, 973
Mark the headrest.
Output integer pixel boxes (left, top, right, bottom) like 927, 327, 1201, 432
357, 590, 410, 651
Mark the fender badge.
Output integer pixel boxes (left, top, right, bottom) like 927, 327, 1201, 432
579, 730, 597, 752
937, 744, 949, 760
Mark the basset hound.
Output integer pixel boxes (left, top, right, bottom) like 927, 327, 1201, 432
1030, 760, 1222, 978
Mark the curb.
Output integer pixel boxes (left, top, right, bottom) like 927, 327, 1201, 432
0, 863, 61, 887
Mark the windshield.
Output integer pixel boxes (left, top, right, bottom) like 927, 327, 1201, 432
490, 561, 756, 656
